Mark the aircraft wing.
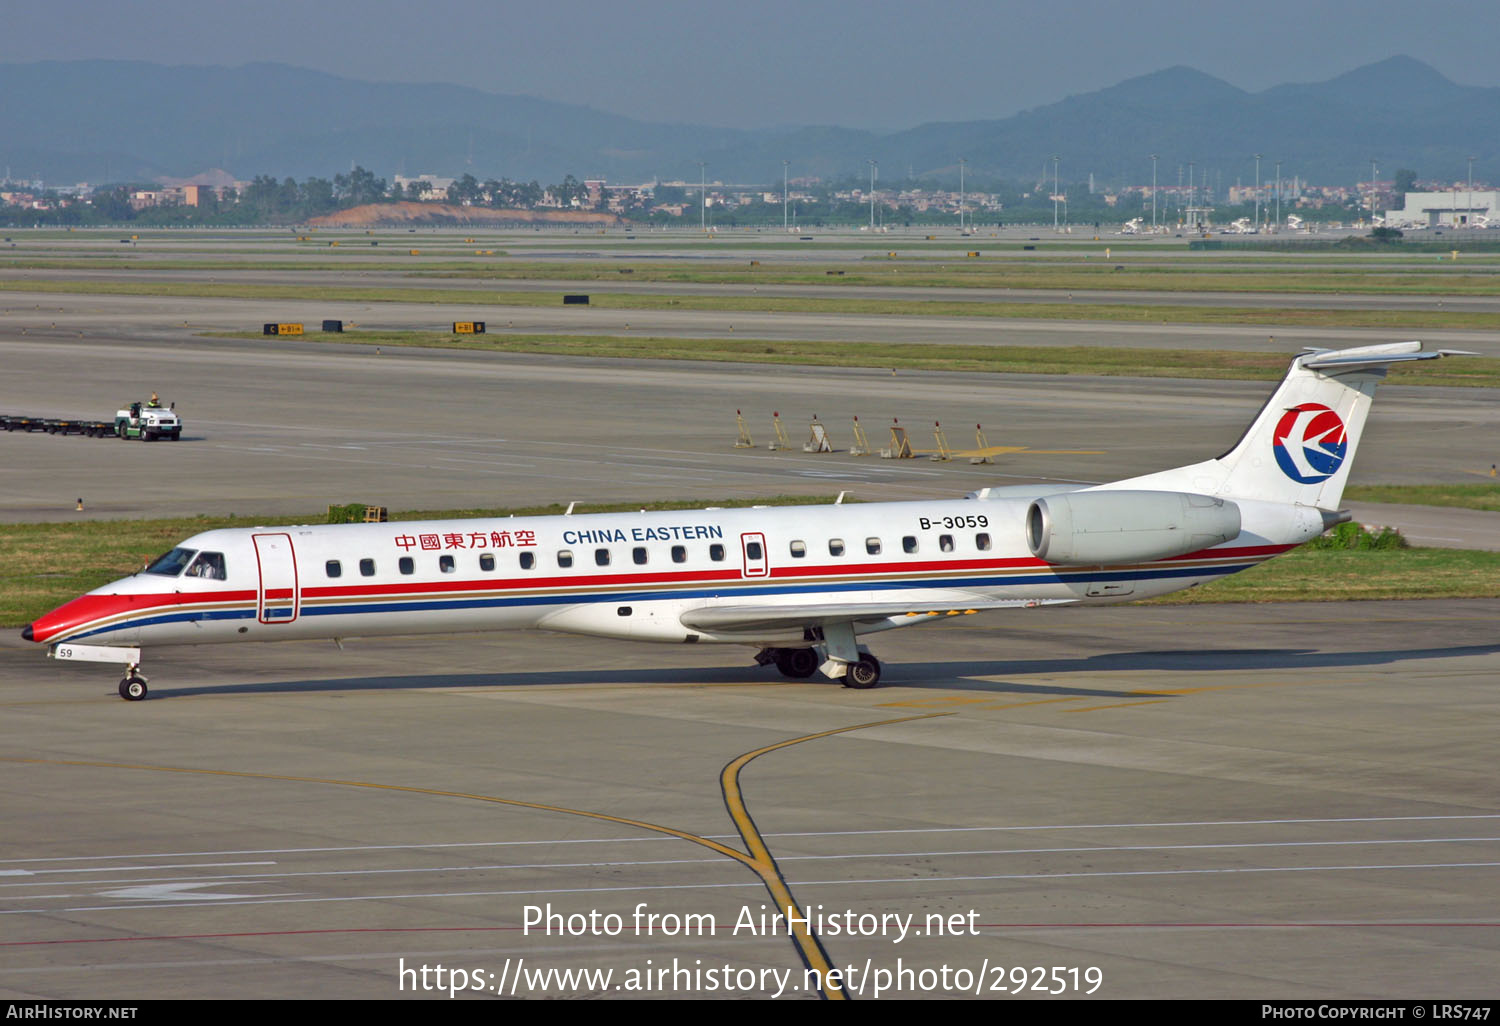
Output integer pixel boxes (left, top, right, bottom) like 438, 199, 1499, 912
679, 598, 1041, 635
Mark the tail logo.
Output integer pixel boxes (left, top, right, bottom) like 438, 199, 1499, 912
1273, 403, 1348, 483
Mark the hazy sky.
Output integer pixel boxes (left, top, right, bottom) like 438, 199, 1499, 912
6, 0, 1499, 130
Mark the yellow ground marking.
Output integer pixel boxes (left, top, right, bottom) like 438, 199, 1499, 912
967, 696, 1089, 711
1064, 699, 1172, 712
1, 708, 951, 1002
717, 712, 952, 999
1127, 678, 1357, 697
874, 695, 996, 709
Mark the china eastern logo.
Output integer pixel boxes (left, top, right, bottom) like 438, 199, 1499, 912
1273, 403, 1348, 483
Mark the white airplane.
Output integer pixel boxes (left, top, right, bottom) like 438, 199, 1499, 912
25, 342, 1467, 700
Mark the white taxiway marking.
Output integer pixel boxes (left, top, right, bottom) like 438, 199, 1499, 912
7, 861, 1500, 915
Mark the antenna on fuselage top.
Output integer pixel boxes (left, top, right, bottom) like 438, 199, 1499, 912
564, 502, 576, 516
835, 491, 847, 505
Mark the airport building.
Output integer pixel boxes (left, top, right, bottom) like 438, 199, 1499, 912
1385, 189, 1498, 228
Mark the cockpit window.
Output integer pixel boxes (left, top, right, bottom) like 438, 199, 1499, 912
144, 547, 197, 576
186, 552, 227, 580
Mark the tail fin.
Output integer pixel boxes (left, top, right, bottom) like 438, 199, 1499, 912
1108, 341, 1471, 508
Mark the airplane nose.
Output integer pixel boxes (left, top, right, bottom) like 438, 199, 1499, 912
21, 624, 34, 642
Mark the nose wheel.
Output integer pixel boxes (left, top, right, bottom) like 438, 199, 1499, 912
118, 667, 149, 701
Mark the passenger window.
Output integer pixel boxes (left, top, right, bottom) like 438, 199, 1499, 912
976, 532, 992, 551
399, 556, 414, 575
595, 548, 611, 567
789, 540, 806, 558
520, 552, 535, 570
828, 538, 845, 557
633, 546, 648, 565
866, 537, 882, 555
902, 536, 918, 554
479, 552, 496, 571
710, 543, 725, 561
671, 545, 687, 563
557, 550, 574, 568
325, 560, 341, 578
939, 534, 955, 552
439, 554, 455, 573
746, 541, 763, 560
359, 558, 375, 577
185, 551, 226, 579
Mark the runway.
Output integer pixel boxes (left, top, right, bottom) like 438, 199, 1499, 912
6, 286, 1500, 358
2, 600, 1496, 999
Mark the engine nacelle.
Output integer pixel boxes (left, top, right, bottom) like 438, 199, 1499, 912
1026, 490, 1241, 565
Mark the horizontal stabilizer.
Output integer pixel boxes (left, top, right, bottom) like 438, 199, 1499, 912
1300, 341, 1477, 371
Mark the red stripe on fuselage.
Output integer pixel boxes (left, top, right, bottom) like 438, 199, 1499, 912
26, 589, 256, 644
27, 542, 1290, 645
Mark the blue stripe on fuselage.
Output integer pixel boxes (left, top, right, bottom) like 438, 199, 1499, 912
63, 562, 1253, 642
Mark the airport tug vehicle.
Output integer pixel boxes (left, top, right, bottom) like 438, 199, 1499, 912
24, 342, 1471, 699
115, 399, 182, 441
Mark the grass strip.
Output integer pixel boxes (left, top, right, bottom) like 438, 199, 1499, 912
4, 277, 1500, 331
6, 255, 1500, 295
206, 329, 1500, 389
1343, 483, 1500, 511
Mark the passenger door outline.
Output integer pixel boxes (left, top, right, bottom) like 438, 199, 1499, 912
252, 533, 299, 624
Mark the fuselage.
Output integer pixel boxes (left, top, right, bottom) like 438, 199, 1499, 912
25, 496, 1307, 652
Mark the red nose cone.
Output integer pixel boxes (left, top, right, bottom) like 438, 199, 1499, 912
24, 593, 141, 645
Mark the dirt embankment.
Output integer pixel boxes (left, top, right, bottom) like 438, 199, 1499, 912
306, 202, 624, 227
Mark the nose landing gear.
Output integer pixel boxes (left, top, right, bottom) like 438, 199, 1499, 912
118, 665, 149, 701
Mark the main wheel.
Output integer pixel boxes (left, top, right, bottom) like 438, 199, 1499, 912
774, 647, 820, 679
843, 656, 881, 690
118, 677, 148, 701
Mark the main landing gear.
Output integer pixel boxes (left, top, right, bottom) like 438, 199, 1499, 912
756, 647, 883, 689
842, 654, 881, 690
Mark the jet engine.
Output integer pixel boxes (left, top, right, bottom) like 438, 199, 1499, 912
1026, 490, 1241, 565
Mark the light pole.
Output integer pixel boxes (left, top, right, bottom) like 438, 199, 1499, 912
1254, 153, 1262, 230
697, 161, 706, 232
1150, 153, 1158, 232
1052, 154, 1059, 231
868, 159, 877, 231
1369, 158, 1377, 226
1468, 155, 1476, 229
1275, 160, 1282, 230
782, 159, 789, 232
954, 157, 966, 234
1187, 160, 1195, 227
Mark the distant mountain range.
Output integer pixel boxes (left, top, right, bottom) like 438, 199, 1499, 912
2, 57, 1493, 188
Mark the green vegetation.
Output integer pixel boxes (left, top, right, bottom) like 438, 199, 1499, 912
1304, 522, 1408, 550
1343, 482, 1500, 511
7, 275, 1498, 333
8, 255, 1500, 297
1155, 545, 1500, 604
206, 329, 1499, 389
